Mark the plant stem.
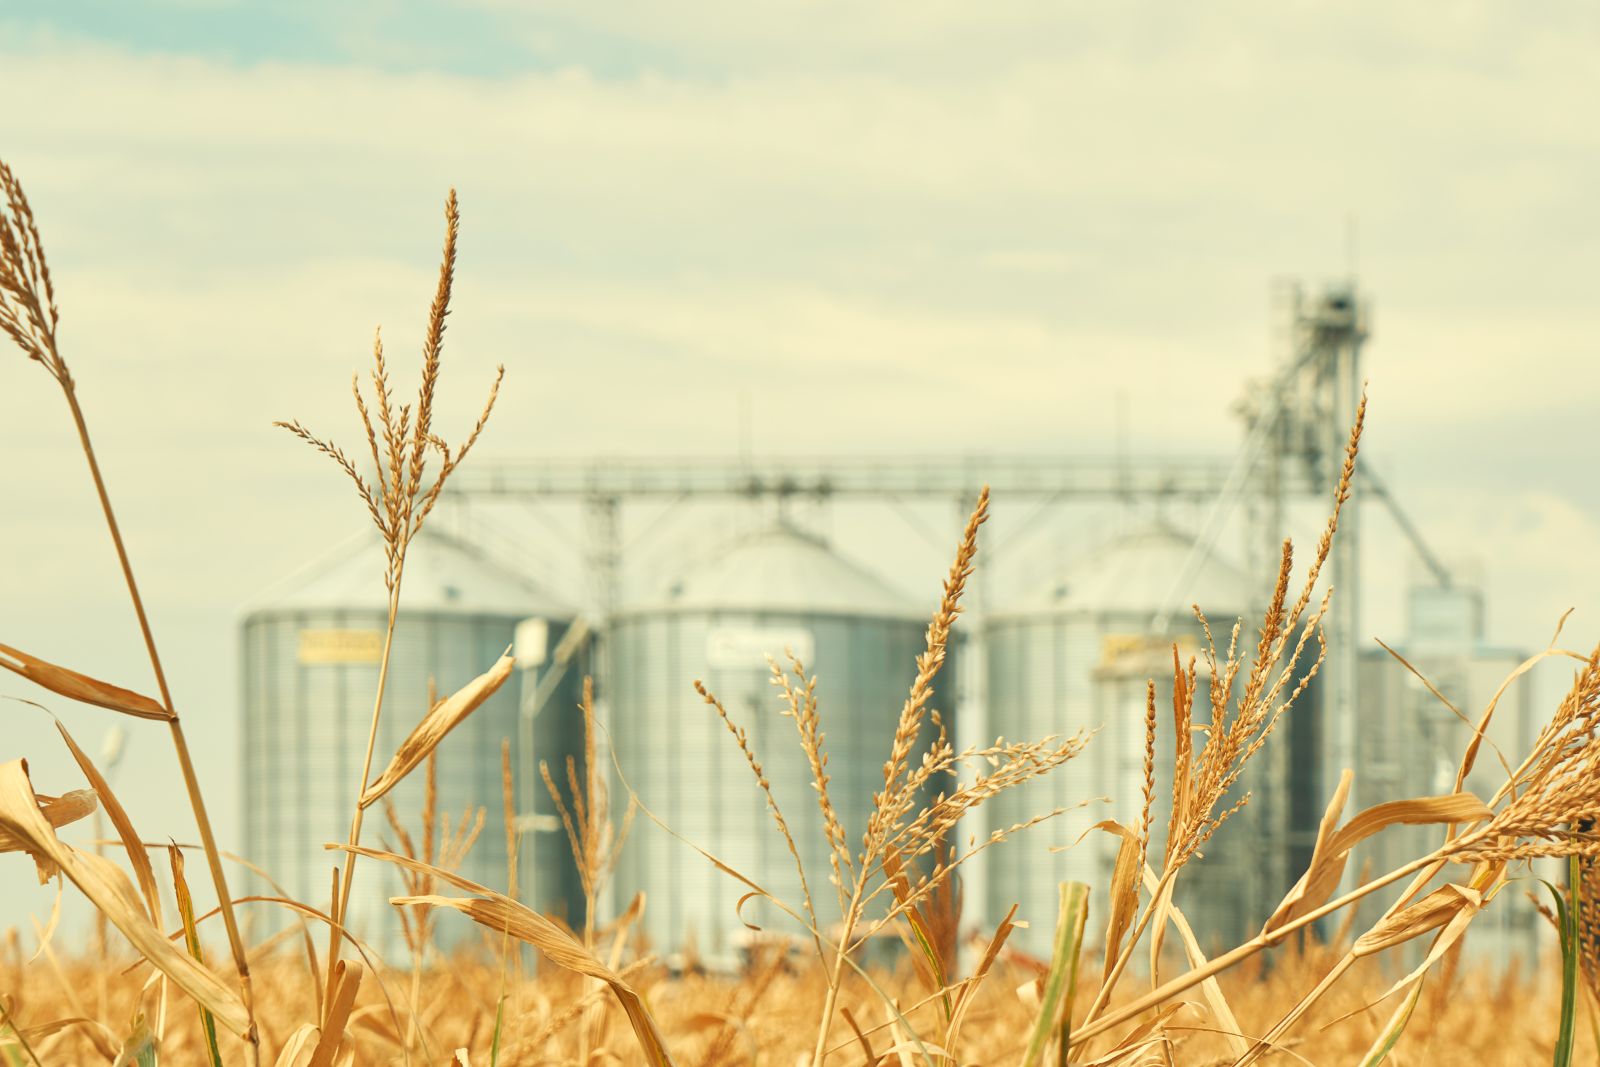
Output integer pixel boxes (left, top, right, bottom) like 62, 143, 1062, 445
1070, 849, 1448, 1048
1080, 865, 1177, 1028
62, 382, 258, 1062
811, 883, 865, 1067
325, 585, 401, 1015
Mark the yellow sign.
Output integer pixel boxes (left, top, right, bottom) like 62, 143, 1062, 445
1098, 632, 1201, 671
298, 629, 385, 665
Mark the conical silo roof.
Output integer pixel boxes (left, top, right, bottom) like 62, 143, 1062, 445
626, 524, 923, 620
1005, 522, 1251, 619
246, 526, 575, 619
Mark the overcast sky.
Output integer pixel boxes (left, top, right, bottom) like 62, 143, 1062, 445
2, 2, 1598, 926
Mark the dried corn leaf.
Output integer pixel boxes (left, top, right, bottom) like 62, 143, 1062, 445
1140, 864, 1247, 1060
1265, 774, 1490, 935
394, 893, 674, 1067
273, 1024, 321, 1067
335, 840, 672, 1065
16, 1015, 119, 1048
57, 723, 160, 923
0, 789, 97, 880
1352, 882, 1481, 958
0, 760, 249, 1037
0, 643, 170, 721
1356, 979, 1425, 1067
171, 847, 224, 1067
1079, 1004, 1182, 1067
308, 960, 363, 1067
883, 847, 949, 1016
1096, 820, 1141, 988
360, 653, 513, 808
947, 902, 1018, 1046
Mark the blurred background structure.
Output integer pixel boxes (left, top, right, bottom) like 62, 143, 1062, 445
236, 281, 1550, 966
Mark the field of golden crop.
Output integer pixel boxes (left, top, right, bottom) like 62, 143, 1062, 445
6, 155, 1600, 1066
2, 946, 1591, 1066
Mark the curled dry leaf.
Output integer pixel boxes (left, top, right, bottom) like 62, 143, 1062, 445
0, 760, 250, 1038
360, 652, 514, 809
56, 722, 161, 923
0, 642, 170, 721
393, 894, 674, 1067
0, 788, 97, 877
272, 1024, 322, 1067
308, 959, 364, 1067
1138, 863, 1248, 1060
1264, 769, 1492, 936
333, 840, 673, 1067
1094, 820, 1141, 989
1351, 882, 1483, 959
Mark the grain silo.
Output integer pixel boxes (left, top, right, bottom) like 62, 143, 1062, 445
1356, 582, 1545, 968
983, 522, 1265, 952
608, 522, 955, 967
241, 527, 586, 956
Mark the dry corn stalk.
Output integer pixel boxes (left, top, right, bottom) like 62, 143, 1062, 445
275, 187, 505, 1001
0, 155, 257, 1057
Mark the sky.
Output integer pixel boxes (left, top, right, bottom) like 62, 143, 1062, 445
1, 2, 1598, 929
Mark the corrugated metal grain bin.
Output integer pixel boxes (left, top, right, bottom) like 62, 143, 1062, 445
983, 523, 1263, 951
608, 523, 955, 967
240, 527, 585, 955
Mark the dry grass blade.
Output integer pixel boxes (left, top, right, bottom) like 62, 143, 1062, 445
360, 652, 514, 809
391, 895, 674, 1067
308, 960, 364, 1067
334, 841, 675, 1065
882, 847, 950, 1016
0, 789, 97, 874
944, 904, 1019, 1052
1264, 773, 1492, 935
1096, 820, 1142, 989
273, 1024, 321, 1067
1138, 864, 1247, 1061
0, 643, 170, 721
0, 759, 249, 1037
170, 846, 224, 1066
56, 722, 160, 923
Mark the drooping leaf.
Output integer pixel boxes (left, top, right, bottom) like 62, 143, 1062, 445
1266, 773, 1490, 936
169, 847, 223, 1067
57, 723, 160, 923
360, 653, 513, 808
0, 643, 170, 721
0, 760, 249, 1037
0, 789, 97, 876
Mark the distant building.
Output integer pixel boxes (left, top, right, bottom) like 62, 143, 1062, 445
1354, 583, 1547, 967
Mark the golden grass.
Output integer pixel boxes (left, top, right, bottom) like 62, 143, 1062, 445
2, 946, 1593, 1066
7, 152, 1600, 1066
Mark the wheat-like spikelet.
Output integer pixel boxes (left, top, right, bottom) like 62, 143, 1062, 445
275, 189, 504, 592
0, 161, 61, 379
1449, 647, 1600, 864
1138, 679, 1158, 869
864, 486, 989, 860
769, 655, 854, 904
694, 678, 822, 951
541, 677, 634, 946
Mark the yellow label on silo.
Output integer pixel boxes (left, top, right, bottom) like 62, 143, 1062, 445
298, 629, 385, 665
